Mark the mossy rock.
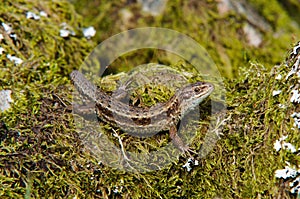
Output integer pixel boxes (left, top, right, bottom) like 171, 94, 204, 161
0, 0, 300, 198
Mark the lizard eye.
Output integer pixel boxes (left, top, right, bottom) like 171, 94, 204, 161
194, 87, 201, 93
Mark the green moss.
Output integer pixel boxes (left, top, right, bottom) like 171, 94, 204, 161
72, 0, 300, 79
0, 1, 97, 198
0, 0, 300, 198
223, 55, 300, 197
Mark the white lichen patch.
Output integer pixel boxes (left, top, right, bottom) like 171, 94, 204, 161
0, 46, 5, 54
59, 29, 72, 38
82, 26, 96, 39
274, 41, 300, 197
275, 164, 299, 179
59, 22, 76, 38
290, 90, 300, 103
274, 135, 300, 195
0, 90, 13, 112
2, 22, 12, 33
39, 11, 48, 17
275, 74, 282, 80
278, 104, 286, 109
137, 0, 168, 16
290, 176, 300, 195
272, 90, 281, 96
286, 42, 300, 80
291, 112, 300, 130
7, 54, 23, 65
10, 33, 17, 40
2, 22, 18, 41
182, 157, 199, 172
285, 58, 300, 79
292, 41, 300, 55
274, 135, 299, 153
26, 11, 40, 20
243, 23, 262, 47
26, 11, 47, 20
112, 186, 123, 194
275, 164, 300, 196
295, 56, 300, 78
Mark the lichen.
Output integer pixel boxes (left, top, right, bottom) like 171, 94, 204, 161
0, 0, 300, 198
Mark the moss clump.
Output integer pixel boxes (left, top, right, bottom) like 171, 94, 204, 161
0, 0, 96, 198
1, 0, 300, 198
72, 0, 300, 79
223, 43, 300, 197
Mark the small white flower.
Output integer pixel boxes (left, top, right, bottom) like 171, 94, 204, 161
82, 26, 96, 39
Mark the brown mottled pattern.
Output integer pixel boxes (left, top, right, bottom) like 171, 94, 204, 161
70, 70, 214, 149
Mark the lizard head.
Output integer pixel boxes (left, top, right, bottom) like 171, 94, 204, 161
177, 81, 214, 114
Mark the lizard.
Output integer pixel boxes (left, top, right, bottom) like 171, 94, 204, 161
70, 70, 214, 153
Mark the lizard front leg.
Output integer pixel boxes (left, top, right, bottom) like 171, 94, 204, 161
169, 125, 190, 154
